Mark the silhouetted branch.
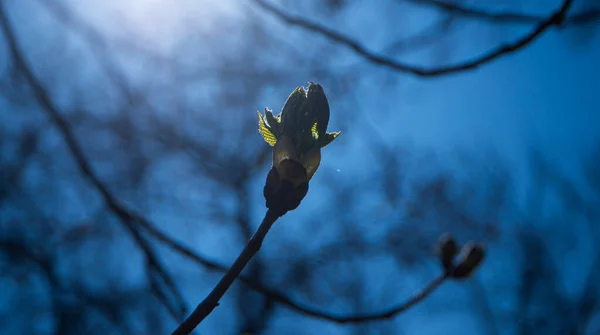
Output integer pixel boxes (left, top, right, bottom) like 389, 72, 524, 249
136, 218, 451, 324
254, 0, 575, 77
172, 210, 279, 335
0, 4, 186, 321
285, 273, 448, 323
405, 0, 600, 25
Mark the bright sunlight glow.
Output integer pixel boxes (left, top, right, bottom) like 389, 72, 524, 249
71, 0, 241, 54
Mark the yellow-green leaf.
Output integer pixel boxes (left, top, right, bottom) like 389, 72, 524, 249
258, 112, 277, 146
311, 121, 319, 139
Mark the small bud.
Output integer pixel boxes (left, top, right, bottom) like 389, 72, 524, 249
452, 242, 485, 279
436, 234, 458, 272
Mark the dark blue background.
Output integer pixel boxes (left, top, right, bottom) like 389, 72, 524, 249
1, 0, 599, 334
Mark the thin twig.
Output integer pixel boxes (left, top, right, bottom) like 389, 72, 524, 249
137, 216, 450, 324
172, 210, 280, 335
253, 0, 575, 77
275, 273, 449, 323
404, 0, 600, 25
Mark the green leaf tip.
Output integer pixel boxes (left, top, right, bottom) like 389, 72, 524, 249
320, 131, 340, 148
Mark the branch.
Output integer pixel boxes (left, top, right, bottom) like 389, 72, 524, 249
170, 212, 448, 335
172, 210, 279, 334
0, 3, 186, 321
254, 0, 575, 77
271, 273, 449, 323
136, 213, 450, 324
405, 0, 600, 25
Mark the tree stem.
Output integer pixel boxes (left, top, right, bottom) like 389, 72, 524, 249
171, 210, 280, 335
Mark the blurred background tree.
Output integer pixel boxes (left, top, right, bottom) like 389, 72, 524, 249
1, 0, 599, 334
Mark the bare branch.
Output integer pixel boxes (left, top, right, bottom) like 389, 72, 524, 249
172, 210, 279, 334
405, 0, 600, 25
278, 273, 448, 324
253, 0, 575, 77
135, 216, 451, 325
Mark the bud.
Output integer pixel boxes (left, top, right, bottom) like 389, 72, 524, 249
436, 234, 458, 272
258, 83, 340, 216
452, 242, 485, 279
